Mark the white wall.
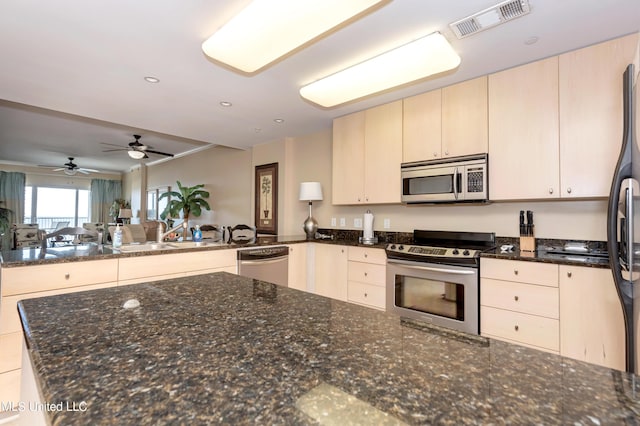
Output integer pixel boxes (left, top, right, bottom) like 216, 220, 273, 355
145, 145, 253, 227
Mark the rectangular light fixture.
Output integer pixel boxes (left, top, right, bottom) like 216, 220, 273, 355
202, 0, 386, 74
299, 32, 460, 108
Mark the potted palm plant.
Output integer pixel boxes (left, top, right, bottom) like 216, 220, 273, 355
0, 201, 12, 251
159, 181, 211, 240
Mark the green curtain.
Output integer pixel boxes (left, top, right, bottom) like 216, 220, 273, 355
90, 179, 122, 223
0, 171, 26, 249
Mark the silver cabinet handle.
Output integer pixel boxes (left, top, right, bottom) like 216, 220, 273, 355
65, 273, 70, 280
514, 269, 518, 275
514, 325, 519, 331
433, 152, 438, 157
444, 150, 449, 156
567, 187, 572, 194
567, 271, 572, 278
514, 296, 519, 302
549, 188, 554, 194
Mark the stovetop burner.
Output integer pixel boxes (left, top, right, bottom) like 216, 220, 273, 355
385, 230, 496, 267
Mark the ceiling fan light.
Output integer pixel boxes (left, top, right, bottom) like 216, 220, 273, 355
64, 168, 77, 176
299, 32, 461, 107
128, 150, 146, 160
202, 0, 386, 73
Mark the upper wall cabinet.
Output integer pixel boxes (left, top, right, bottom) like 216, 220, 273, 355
488, 56, 560, 200
559, 34, 638, 198
403, 76, 488, 163
332, 101, 402, 205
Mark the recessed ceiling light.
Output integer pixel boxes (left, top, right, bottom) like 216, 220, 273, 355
220, 101, 233, 107
274, 118, 284, 124
524, 36, 539, 45
254, 128, 262, 133
202, 0, 386, 73
300, 32, 460, 108
144, 76, 160, 83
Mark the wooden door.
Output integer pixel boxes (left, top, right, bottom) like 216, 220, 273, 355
403, 89, 441, 162
442, 76, 488, 158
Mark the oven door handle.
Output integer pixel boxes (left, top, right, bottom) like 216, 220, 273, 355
387, 259, 475, 275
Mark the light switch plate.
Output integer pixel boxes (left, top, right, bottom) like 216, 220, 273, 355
331, 217, 337, 226
354, 218, 363, 228
383, 218, 391, 229
340, 218, 346, 227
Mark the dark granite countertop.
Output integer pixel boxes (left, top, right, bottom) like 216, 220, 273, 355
19, 272, 639, 425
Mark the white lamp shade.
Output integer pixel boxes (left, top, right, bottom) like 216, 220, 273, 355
118, 208, 132, 219
128, 150, 146, 159
299, 182, 323, 201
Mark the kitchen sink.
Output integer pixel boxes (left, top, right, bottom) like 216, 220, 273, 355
117, 243, 176, 252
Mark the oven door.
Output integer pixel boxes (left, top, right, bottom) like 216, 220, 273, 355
386, 258, 479, 334
401, 164, 461, 203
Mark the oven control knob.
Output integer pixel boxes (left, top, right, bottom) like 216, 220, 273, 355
398, 245, 404, 251
463, 250, 470, 256
390, 244, 396, 250
452, 249, 459, 255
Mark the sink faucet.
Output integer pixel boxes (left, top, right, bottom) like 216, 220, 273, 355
157, 222, 188, 243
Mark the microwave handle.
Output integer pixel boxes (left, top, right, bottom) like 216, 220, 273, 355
453, 167, 459, 199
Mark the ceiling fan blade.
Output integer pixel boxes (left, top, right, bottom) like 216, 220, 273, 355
52, 167, 65, 171
100, 142, 126, 148
102, 148, 128, 152
145, 149, 174, 157
78, 169, 90, 175
80, 168, 100, 173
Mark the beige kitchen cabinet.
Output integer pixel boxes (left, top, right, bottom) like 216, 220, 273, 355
403, 76, 487, 163
117, 248, 237, 285
347, 246, 386, 310
0, 259, 118, 411
403, 89, 441, 162
287, 243, 308, 291
313, 243, 348, 301
480, 258, 560, 353
559, 34, 638, 198
442, 76, 488, 158
332, 101, 402, 204
559, 266, 625, 371
488, 56, 560, 200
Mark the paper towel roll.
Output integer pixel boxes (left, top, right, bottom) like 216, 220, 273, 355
363, 211, 374, 240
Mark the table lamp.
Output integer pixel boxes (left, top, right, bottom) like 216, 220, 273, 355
299, 182, 323, 239
118, 208, 132, 224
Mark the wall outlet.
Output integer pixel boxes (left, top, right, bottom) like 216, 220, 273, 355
383, 218, 391, 229
354, 218, 363, 228
331, 217, 337, 227
340, 218, 346, 227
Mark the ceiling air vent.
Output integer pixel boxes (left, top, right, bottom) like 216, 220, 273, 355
449, 0, 531, 39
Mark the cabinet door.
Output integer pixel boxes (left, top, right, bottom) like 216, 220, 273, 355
364, 100, 402, 204
332, 111, 365, 204
314, 244, 348, 301
403, 89, 441, 162
442, 76, 488, 157
287, 244, 307, 291
559, 34, 638, 198
559, 266, 625, 371
488, 56, 560, 200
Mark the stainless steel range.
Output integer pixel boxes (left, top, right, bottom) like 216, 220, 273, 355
386, 230, 495, 335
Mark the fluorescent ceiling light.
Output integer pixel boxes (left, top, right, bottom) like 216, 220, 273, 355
300, 32, 460, 108
128, 150, 146, 160
202, 0, 386, 73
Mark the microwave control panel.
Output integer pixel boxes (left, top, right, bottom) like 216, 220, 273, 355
466, 167, 485, 193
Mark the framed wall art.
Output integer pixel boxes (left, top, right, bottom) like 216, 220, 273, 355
255, 163, 278, 234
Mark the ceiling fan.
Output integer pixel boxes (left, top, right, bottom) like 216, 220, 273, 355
40, 157, 100, 176
101, 134, 174, 159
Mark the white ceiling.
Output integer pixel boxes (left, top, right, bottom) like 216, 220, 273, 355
0, 0, 638, 173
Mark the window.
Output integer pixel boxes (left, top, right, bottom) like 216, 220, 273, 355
24, 186, 90, 232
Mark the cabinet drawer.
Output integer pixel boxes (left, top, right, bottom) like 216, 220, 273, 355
0, 332, 22, 373
481, 306, 559, 351
118, 249, 236, 281
347, 281, 385, 310
348, 261, 385, 286
481, 278, 559, 319
481, 258, 558, 287
1, 259, 118, 296
348, 246, 386, 265
0, 281, 116, 335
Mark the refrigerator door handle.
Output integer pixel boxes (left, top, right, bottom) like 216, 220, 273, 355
626, 183, 634, 273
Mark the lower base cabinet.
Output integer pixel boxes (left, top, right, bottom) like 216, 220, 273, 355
559, 265, 625, 371
312, 244, 348, 301
287, 244, 308, 291
481, 258, 626, 370
347, 246, 386, 310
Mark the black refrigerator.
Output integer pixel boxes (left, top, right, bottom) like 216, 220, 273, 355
608, 63, 639, 374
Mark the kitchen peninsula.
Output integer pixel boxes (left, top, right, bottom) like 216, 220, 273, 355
17, 272, 640, 425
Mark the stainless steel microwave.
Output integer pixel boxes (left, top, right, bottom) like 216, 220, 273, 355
401, 154, 488, 203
